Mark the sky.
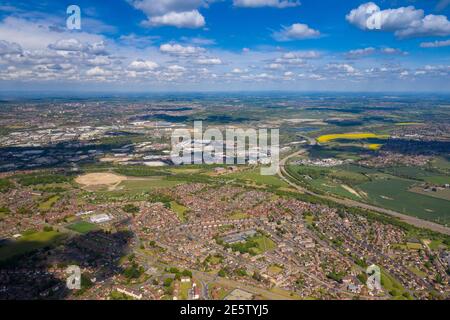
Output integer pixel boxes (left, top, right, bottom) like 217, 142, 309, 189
0, 0, 449, 92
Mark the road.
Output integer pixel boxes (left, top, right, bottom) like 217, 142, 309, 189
277, 147, 450, 236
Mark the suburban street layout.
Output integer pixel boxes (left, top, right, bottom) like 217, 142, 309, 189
0, 0, 449, 303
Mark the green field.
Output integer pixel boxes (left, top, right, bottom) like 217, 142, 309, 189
290, 162, 450, 225
228, 212, 250, 220
170, 201, 188, 222
118, 178, 186, 192
67, 221, 99, 234
358, 178, 450, 225
380, 269, 411, 300
0, 231, 65, 262
38, 195, 60, 212
252, 235, 277, 254
227, 169, 288, 188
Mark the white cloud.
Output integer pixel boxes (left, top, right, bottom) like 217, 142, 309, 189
87, 56, 112, 66
195, 57, 222, 65
130, 0, 207, 28
326, 63, 357, 74
160, 43, 205, 56
420, 39, 450, 47
86, 66, 112, 77
346, 2, 450, 38
145, 10, 205, 28
167, 65, 186, 72
233, 0, 300, 8
128, 60, 159, 71
346, 47, 376, 58
345, 47, 406, 58
273, 23, 321, 41
0, 16, 104, 51
48, 39, 83, 52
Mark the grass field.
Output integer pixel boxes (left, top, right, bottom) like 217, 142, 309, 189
358, 178, 450, 225
228, 212, 250, 220
0, 231, 64, 262
227, 169, 288, 188
268, 265, 283, 275
170, 201, 188, 222
118, 178, 186, 192
380, 269, 410, 300
67, 221, 98, 234
292, 162, 450, 225
38, 195, 60, 212
252, 235, 277, 254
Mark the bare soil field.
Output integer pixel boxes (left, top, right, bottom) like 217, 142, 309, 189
75, 173, 127, 187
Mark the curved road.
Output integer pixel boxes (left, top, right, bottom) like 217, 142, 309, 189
277, 148, 450, 236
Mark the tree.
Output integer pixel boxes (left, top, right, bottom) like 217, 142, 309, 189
163, 277, 173, 287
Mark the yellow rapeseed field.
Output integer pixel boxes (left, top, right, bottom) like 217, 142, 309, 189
317, 133, 389, 143
367, 143, 382, 150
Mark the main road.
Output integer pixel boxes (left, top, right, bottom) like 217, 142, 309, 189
277, 146, 450, 236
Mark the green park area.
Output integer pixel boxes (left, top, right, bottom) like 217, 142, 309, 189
225, 234, 277, 256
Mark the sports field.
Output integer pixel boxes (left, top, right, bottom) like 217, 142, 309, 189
67, 221, 99, 234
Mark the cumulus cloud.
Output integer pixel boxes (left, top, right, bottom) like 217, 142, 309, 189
144, 10, 205, 28
160, 43, 205, 56
86, 66, 112, 77
130, 0, 208, 28
167, 65, 186, 72
128, 60, 159, 71
273, 23, 321, 41
346, 2, 450, 38
420, 39, 450, 47
233, 0, 300, 8
48, 39, 84, 52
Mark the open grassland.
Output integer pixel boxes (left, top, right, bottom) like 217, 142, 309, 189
0, 231, 65, 262
227, 168, 289, 188
317, 133, 389, 143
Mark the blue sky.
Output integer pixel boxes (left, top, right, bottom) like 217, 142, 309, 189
0, 0, 449, 92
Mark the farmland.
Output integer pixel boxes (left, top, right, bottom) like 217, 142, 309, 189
317, 133, 389, 144
287, 162, 450, 225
